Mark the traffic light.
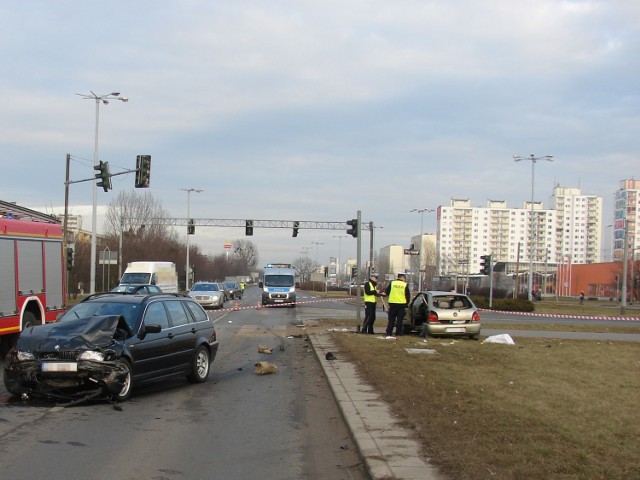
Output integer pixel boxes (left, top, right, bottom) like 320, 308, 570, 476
480, 255, 492, 275
292, 221, 299, 237
135, 155, 151, 188
245, 220, 253, 236
66, 247, 74, 271
187, 218, 195, 235
346, 219, 358, 237
94, 161, 112, 192
351, 266, 358, 277
324, 266, 328, 277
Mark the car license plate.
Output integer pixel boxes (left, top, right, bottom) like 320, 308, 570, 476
274, 299, 283, 303
446, 327, 466, 333
41, 362, 78, 373
453, 320, 465, 324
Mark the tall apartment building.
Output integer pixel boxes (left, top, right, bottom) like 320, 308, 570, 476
436, 186, 602, 275
549, 186, 602, 264
613, 179, 640, 261
437, 199, 556, 275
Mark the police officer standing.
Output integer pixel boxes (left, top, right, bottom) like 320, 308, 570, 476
385, 272, 410, 336
362, 273, 384, 334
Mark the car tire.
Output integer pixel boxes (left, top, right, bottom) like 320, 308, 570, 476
188, 346, 210, 383
469, 333, 480, 340
114, 359, 133, 402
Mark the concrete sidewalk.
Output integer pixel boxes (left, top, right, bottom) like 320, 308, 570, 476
308, 331, 442, 480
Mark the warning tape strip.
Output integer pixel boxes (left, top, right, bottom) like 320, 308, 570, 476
214, 297, 355, 313
213, 297, 640, 322
477, 308, 640, 322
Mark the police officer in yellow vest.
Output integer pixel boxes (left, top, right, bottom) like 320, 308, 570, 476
362, 273, 383, 334
385, 272, 410, 336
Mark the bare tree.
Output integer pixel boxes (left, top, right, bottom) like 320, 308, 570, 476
104, 190, 171, 239
232, 239, 258, 270
292, 255, 317, 283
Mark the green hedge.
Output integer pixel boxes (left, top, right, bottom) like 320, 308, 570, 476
471, 296, 535, 312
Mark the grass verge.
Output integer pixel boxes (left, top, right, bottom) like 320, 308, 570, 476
325, 326, 640, 480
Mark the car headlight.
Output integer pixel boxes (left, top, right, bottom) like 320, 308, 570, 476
78, 351, 105, 362
16, 351, 35, 361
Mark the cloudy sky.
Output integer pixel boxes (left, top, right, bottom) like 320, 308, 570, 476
2, 0, 638, 266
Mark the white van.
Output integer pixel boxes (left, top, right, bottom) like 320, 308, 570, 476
119, 261, 179, 293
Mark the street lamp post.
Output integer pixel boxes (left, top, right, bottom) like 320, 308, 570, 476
311, 242, 324, 264
77, 91, 128, 294
410, 208, 434, 292
181, 188, 203, 290
333, 235, 348, 281
514, 154, 553, 301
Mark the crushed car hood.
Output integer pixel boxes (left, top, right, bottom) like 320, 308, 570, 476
17, 315, 130, 352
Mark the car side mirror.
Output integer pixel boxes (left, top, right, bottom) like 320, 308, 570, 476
138, 323, 162, 339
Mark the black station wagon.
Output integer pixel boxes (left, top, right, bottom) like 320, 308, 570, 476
3, 293, 219, 402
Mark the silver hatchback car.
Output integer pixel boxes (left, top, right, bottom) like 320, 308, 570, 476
406, 291, 481, 339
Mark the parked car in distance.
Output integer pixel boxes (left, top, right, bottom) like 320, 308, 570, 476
111, 284, 163, 294
188, 282, 225, 309
3, 293, 219, 402
406, 291, 481, 339
224, 281, 243, 300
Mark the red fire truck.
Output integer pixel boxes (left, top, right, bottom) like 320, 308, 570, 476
0, 207, 67, 355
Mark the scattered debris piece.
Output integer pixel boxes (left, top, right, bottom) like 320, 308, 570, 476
258, 344, 273, 354
482, 334, 515, 345
325, 352, 336, 360
385, 336, 397, 341
340, 444, 350, 450
254, 361, 278, 375
405, 348, 439, 355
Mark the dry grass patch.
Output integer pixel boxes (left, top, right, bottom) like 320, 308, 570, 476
331, 332, 640, 480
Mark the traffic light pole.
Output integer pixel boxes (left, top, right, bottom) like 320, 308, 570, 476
355, 210, 362, 331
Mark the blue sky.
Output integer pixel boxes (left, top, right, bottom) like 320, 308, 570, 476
2, 0, 638, 266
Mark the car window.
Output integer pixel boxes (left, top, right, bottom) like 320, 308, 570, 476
184, 301, 208, 323
165, 300, 190, 327
144, 301, 170, 329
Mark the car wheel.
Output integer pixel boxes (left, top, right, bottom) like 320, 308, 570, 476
114, 359, 133, 402
188, 346, 210, 383
469, 333, 480, 340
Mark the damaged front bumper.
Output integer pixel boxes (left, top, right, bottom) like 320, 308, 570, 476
3, 357, 129, 400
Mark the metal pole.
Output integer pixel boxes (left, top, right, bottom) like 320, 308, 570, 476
182, 188, 203, 291
356, 210, 362, 330
369, 221, 374, 277
621, 219, 628, 314
64, 154, 70, 300
514, 154, 553, 301
90, 97, 100, 294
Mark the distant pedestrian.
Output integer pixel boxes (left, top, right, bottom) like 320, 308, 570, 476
362, 273, 384, 334
579, 291, 584, 304
385, 272, 410, 336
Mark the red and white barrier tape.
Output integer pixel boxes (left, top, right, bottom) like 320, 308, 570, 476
478, 308, 640, 322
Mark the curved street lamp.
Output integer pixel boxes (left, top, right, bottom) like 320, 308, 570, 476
513, 154, 553, 301
77, 91, 128, 294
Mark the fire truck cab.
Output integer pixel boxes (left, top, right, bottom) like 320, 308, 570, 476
0, 202, 66, 355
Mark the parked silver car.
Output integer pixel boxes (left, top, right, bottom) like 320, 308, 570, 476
188, 282, 225, 309
406, 291, 481, 339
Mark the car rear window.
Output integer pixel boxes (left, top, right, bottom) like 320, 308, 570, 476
433, 296, 470, 309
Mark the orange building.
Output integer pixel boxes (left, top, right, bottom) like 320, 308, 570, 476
563, 261, 640, 301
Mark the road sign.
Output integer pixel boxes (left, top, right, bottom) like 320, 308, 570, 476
404, 249, 420, 255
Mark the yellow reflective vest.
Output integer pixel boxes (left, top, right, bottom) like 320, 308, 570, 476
388, 280, 408, 304
363, 281, 377, 303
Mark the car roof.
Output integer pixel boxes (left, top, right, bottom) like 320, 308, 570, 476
81, 292, 188, 304
415, 291, 470, 297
